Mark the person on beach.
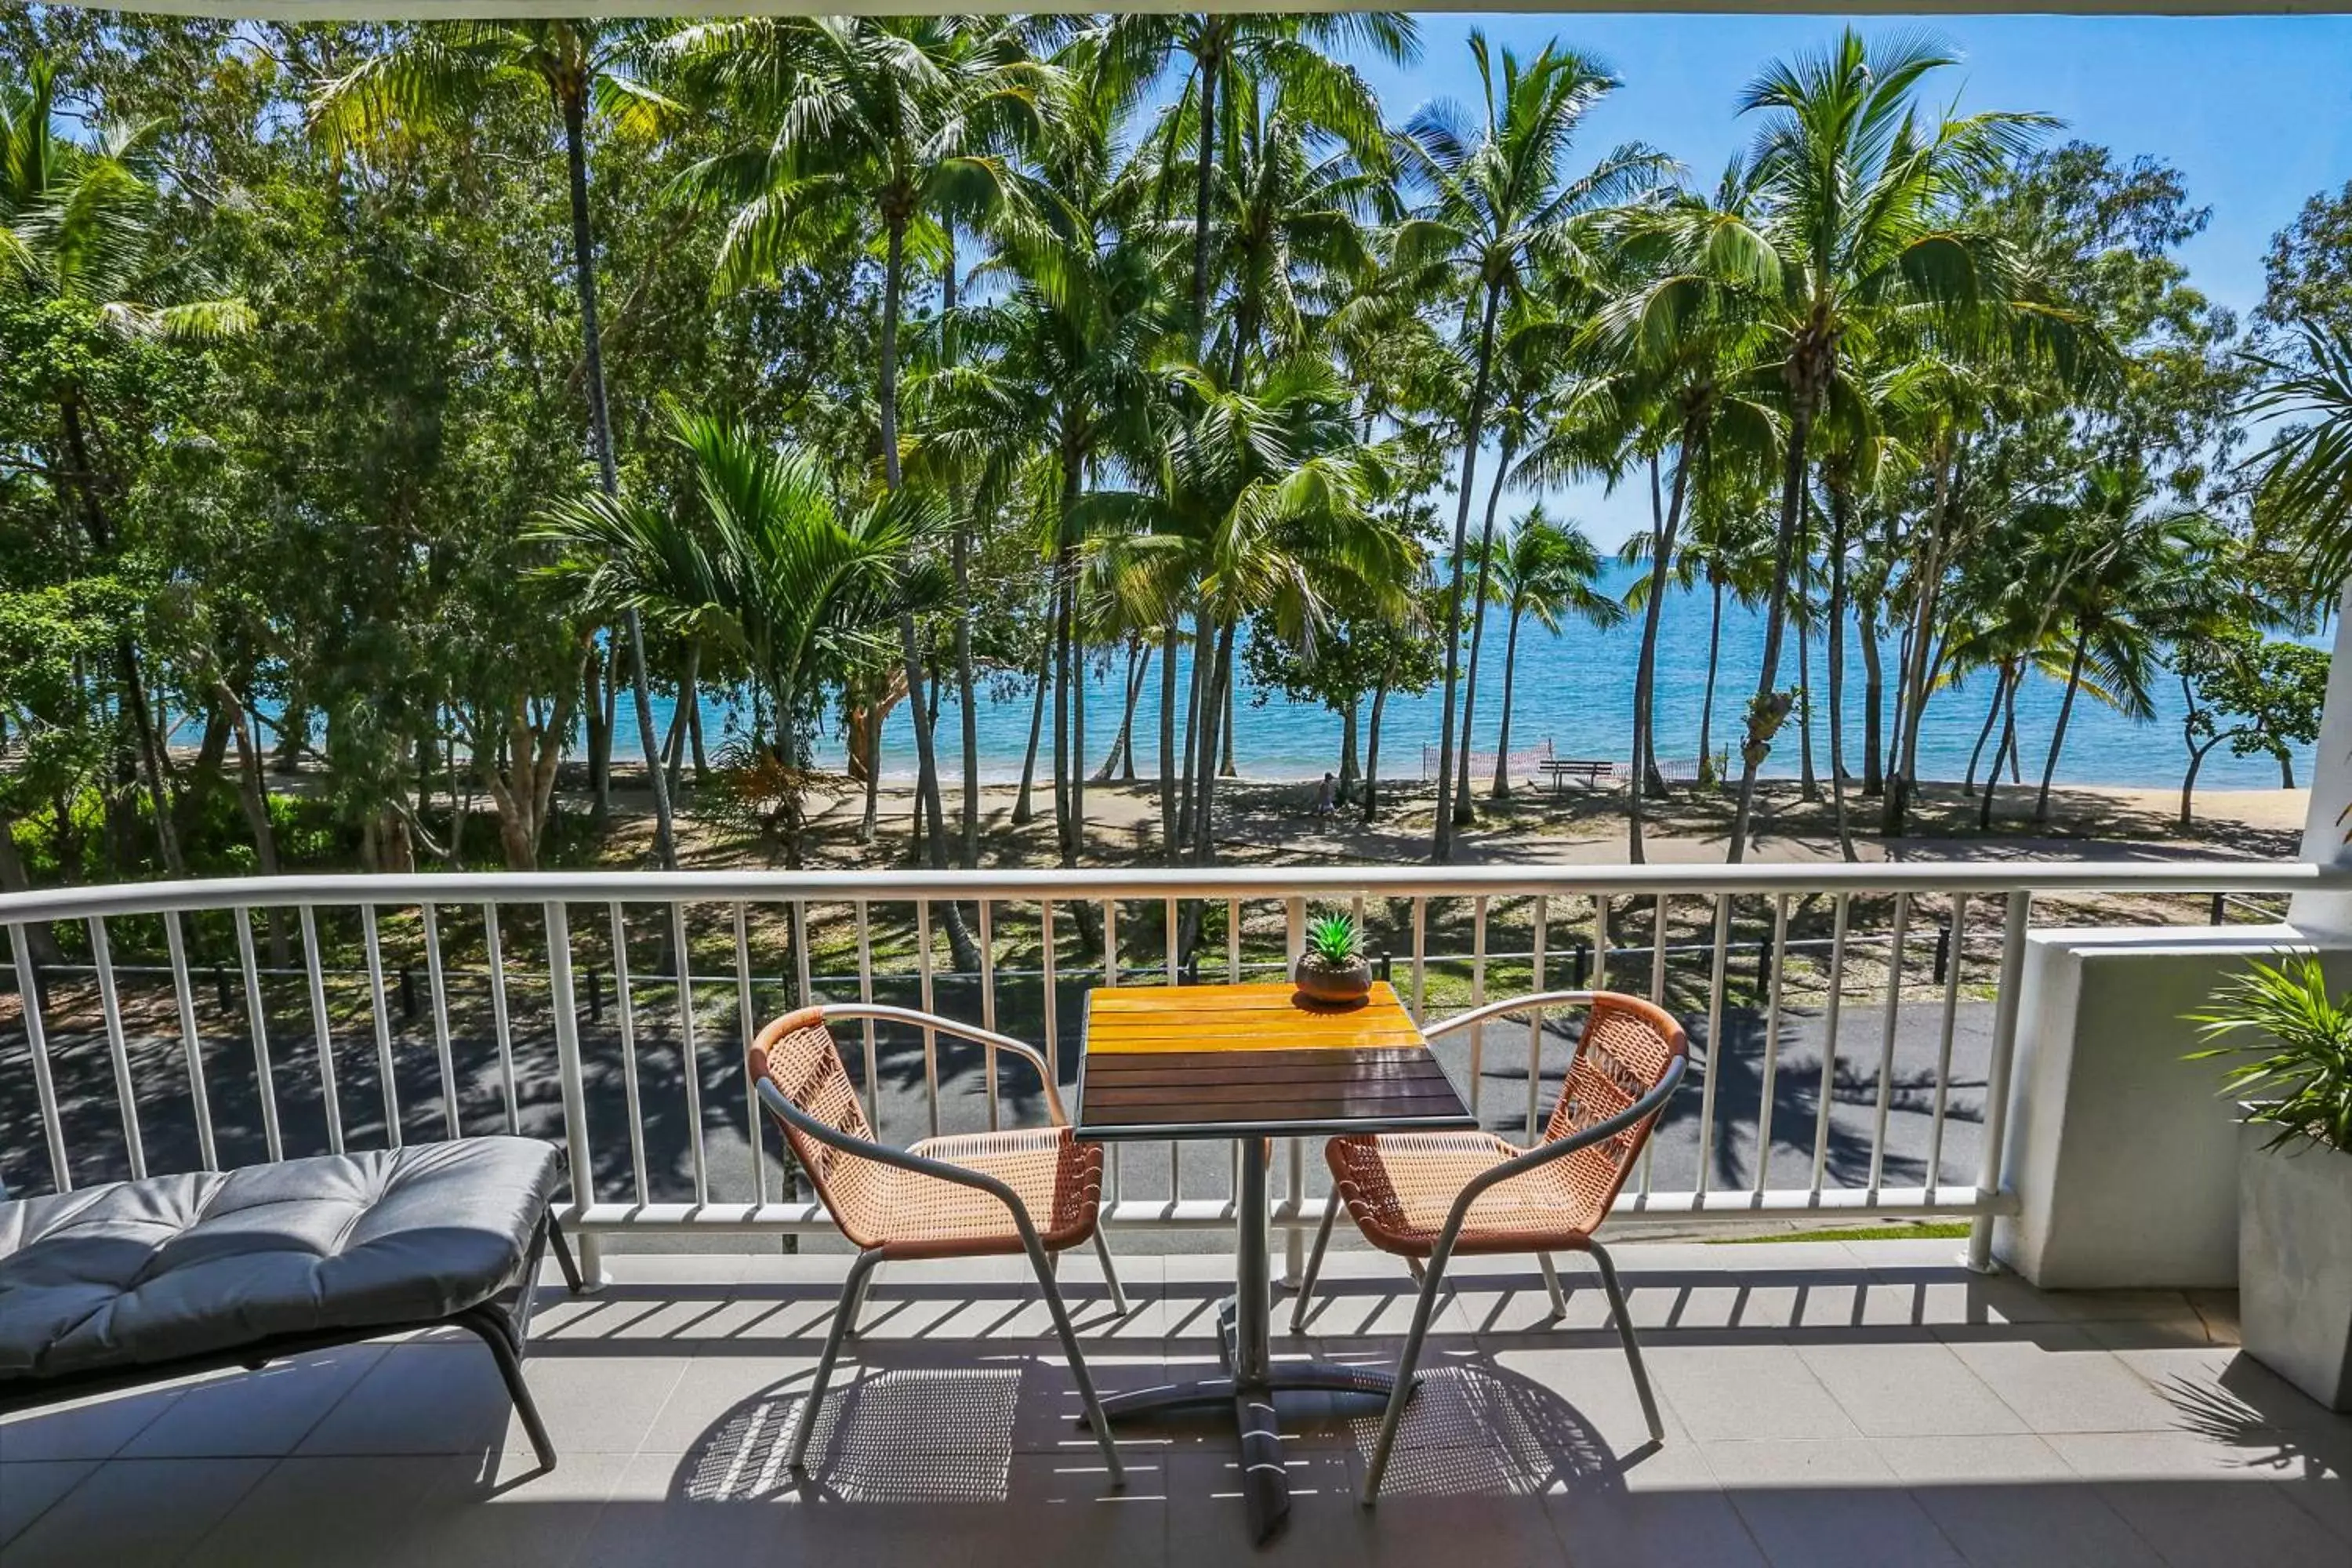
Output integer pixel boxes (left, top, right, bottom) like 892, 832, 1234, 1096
1313, 772, 1336, 818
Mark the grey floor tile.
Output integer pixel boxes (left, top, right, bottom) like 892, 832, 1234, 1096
378, 1447, 639, 1568
2091, 1478, 2350, 1568
1165, 1449, 1374, 1568
971, 1452, 1167, 1566
296, 1341, 519, 1457
120, 1346, 386, 1457
1794, 1338, 2028, 1437
1646, 1341, 1860, 1443
1544, 1442, 1767, 1568
0, 1384, 181, 1462
2, 1456, 273, 1568
1722, 1484, 1966, 1568
1907, 1481, 2159, 1567
1942, 1327, 2185, 1434
0, 1459, 97, 1546
180, 1454, 466, 1568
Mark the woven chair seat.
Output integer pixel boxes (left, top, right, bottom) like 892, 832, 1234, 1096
1327, 1130, 1605, 1258
860, 1127, 1105, 1261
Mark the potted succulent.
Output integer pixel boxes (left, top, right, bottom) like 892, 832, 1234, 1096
1294, 911, 1373, 1007
2188, 956, 2352, 1412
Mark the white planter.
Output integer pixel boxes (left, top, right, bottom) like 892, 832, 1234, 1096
2238, 1121, 2352, 1412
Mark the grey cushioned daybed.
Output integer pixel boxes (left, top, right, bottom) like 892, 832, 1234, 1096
0, 1137, 582, 1468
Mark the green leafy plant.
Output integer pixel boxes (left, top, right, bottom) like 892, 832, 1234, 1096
2187, 956, 2352, 1154
1303, 911, 1365, 969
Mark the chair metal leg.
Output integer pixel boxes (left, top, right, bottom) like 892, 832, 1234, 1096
1290, 1196, 1339, 1334
1091, 1225, 1130, 1316
1022, 1236, 1127, 1488
545, 1212, 586, 1294
456, 1307, 557, 1472
841, 1258, 879, 1340
1587, 1240, 1664, 1444
1536, 1251, 1568, 1319
789, 1249, 880, 1472
1361, 1239, 1454, 1505
1406, 1257, 1426, 1287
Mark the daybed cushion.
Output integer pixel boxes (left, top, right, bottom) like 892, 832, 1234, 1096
0, 1137, 560, 1382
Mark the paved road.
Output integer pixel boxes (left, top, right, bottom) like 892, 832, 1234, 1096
2, 965, 1991, 1254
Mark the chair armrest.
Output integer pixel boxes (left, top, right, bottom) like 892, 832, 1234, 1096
1421, 990, 1603, 1042
755, 1079, 1046, 1247
815, 1002, 1069, 1124
1440, 1054, 1688, 1239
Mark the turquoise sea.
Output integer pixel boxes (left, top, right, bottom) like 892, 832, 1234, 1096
613, 564, 2323, 796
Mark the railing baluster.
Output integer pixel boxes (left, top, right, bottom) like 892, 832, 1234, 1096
236, 907, 282, 1160
1811, 894, 1852, 1192
1164, 896, 1179, 1196
1969, 891, 2034, 1269
10, 921, 71, 1191
979, 899, 999, 1130
917, 899, 939, 1139
734, 901, 766, 1205
792, 899, 814, 1013
1696, 895, 1731, 1198
1409, 895, 1427, 1022
670, 902, 707, 1207
1927, 895, 1968, 1186
1041, 898, 1058, 1083
1225, 898, 1240, 982
1527, 895, 1548, 1141
1755, 894, 1790, 1193
299, 905, 343, 1156
855, 899, 879, 1131
86, 918, 145, 1181
1641, 894, 1666, 1195
543, 901, 598, 1281
1104, 898, 1121, 1203
360, 905, 401, 1148
1592, 893, 1609, 991
482, 903, 517, 1135
1165, 895, 1180, 986
1869, 893, 1912, 1193
163, 911, 216, 1171
1468, 895, 1488, 1119
609, 902, 648, 1206
421, 904, 459, 1138
1284, 896, 1306, 1283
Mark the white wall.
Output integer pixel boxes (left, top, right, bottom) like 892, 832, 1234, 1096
2290, 579, 2352, 935
1994, 925, 2329, 1289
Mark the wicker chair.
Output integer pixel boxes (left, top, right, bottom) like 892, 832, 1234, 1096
1289, 990, 1690, 1504
748, 1004, 1127, 1486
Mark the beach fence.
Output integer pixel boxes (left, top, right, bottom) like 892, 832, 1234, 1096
1422, 735, 1555, 784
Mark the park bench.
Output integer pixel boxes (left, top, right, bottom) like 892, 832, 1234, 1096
1537, 758, 1617, 791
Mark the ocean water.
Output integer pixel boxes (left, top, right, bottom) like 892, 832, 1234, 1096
615, 565, 2323, 796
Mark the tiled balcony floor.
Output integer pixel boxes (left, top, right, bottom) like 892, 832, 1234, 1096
4, 1240, 2347, 1567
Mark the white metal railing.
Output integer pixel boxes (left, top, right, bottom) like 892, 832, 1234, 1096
2, 861, 2336, 1283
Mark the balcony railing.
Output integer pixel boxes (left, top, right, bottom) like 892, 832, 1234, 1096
2, 861, 2337, 1283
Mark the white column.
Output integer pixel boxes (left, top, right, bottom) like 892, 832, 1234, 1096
2291, 579, 2352, 936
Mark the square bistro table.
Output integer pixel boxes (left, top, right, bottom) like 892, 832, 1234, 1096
1074, 979, 1476, 1543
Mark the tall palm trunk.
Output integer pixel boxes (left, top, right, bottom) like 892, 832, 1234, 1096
1363, 673, 1391, 822
943, 238, 980, 869
1980, 666, 2021, 831
1859, 593, 1886, 797
1190, 615, 1238, 863
1729, 355, 1821, 862
1454, 430, 1516, 825
1013, 622, 1051, 826
1797, 575, 1820, 802
1885, 445, 1963, 836
1188, 40, 1221, 356
1697, 574, 1725, 782
1491, 608, 1526, 798
1159, 624, 1180, 860
1825, 485, 1856, 862
1097, 640, 1149, 780
2034, 627, 2090, 826
561, 83, 674, 871
1963, 670, 2006, 796
1432, 280, 1504, 861
1630, 442, 1693, 858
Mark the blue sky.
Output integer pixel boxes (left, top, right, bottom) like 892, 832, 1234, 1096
1351, 12, 2352, 547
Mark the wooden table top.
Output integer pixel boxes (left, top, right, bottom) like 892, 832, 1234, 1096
1074, 981, 1477, 1142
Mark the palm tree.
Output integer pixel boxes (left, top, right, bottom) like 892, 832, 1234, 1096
2022, 466, 2221, 823
314, 21, 684, 867
533, 409, 935, 865
1723, 29, 2075, 861
1485, 507, 1624, 796
677, 16, 1052, 887
5, 57, 254, 876
2245, 321, 2352, 590
1394, 32, 1667, 859
1100, 12, 1413, 358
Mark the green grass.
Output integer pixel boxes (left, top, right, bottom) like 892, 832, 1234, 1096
1706, 1221, 1973, 1245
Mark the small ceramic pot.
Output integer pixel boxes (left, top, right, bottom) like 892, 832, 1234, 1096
1294, 956, 1373, 1007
